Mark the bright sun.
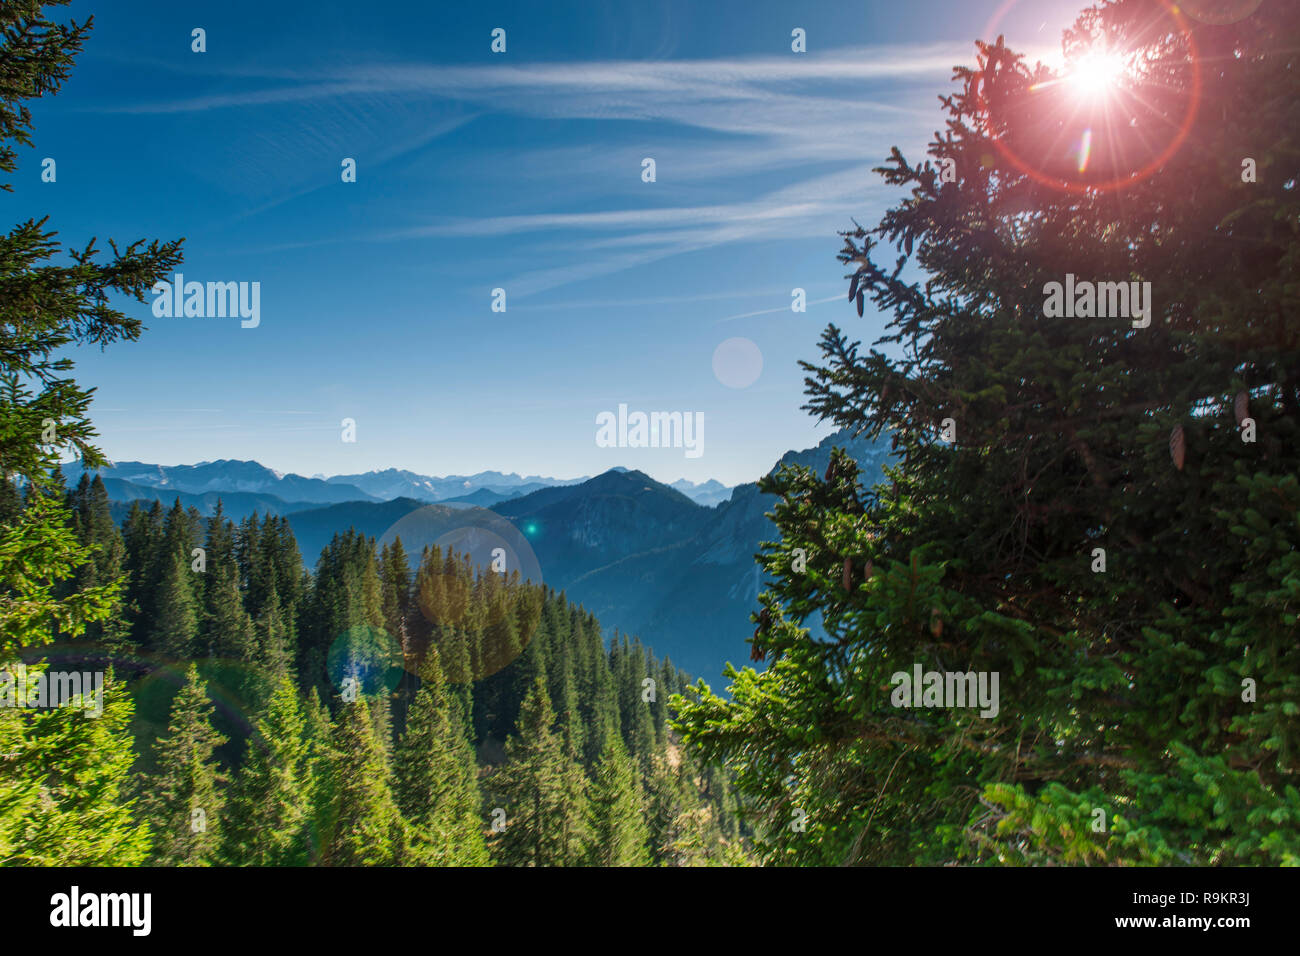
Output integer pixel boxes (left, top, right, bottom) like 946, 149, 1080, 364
1069, 52, 1126, 99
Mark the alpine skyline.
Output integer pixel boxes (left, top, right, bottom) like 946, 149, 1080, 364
18, 0, 1082, 485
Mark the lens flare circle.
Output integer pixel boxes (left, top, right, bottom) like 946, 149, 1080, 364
712, 337, 763, 389
326, 624, 404, 696
378, 503, 544, 682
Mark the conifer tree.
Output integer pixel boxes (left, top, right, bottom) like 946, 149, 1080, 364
394, 651, 488, 866
65, 473, 129, 645
582, 639, 620, 767
120, 500, 163, 639
320, 695, 406, 866
300, 686, 333, 855
140, 664, 227, 865
149, 549, 200, 659
241, 514, 305, 627
489, 676, 589, 866
644, 749, 730, 867
614, 637, 657, 771
298, 531, 386, 698
0, 668, 151, 864
378, 538, 411, 639
222, 676, 316, 866
584, 729, 650, 866
0, 0, 180, 663
198, 505, 256, 660
252, 574, 293, 683
369, 688, 394, 760
553, 652, 585, 762
0, 701, 38, 864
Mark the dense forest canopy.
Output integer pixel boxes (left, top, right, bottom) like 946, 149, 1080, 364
2, 471, 745, 865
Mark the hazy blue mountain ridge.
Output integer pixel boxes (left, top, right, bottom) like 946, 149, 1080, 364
86, 430, 892, 679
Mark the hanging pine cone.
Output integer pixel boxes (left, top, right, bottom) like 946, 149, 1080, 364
864, 559, 873, 582
751, 608, 772, 661
842, 557, 853, 592
856, 290, 865, 317
1234, 391, 1249, 426
1170, 423, 1186, 471
848, 273, 860, 302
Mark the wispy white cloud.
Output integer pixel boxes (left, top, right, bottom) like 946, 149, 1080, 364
102, 44, 962, 178
111, 43, 969, 294
219, 112, 480, 223
714, 294, 844, 324
514, 286, 796, 311
382, 199, 831, 240
404, 162, 896, 295
106, 44, 980, 116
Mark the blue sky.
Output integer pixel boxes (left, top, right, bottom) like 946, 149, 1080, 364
17, 0, 1084, 486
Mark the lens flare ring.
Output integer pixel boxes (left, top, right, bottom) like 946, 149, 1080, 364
977, 0, 1202, 195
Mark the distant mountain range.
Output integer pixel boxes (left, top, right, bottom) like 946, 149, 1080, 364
491, 430, 891, 679
323, 468, 587, 504
63, 459, 380, 507
64, 459, 734, 512
74, 432, 890, 681
668, 478, 732, 507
